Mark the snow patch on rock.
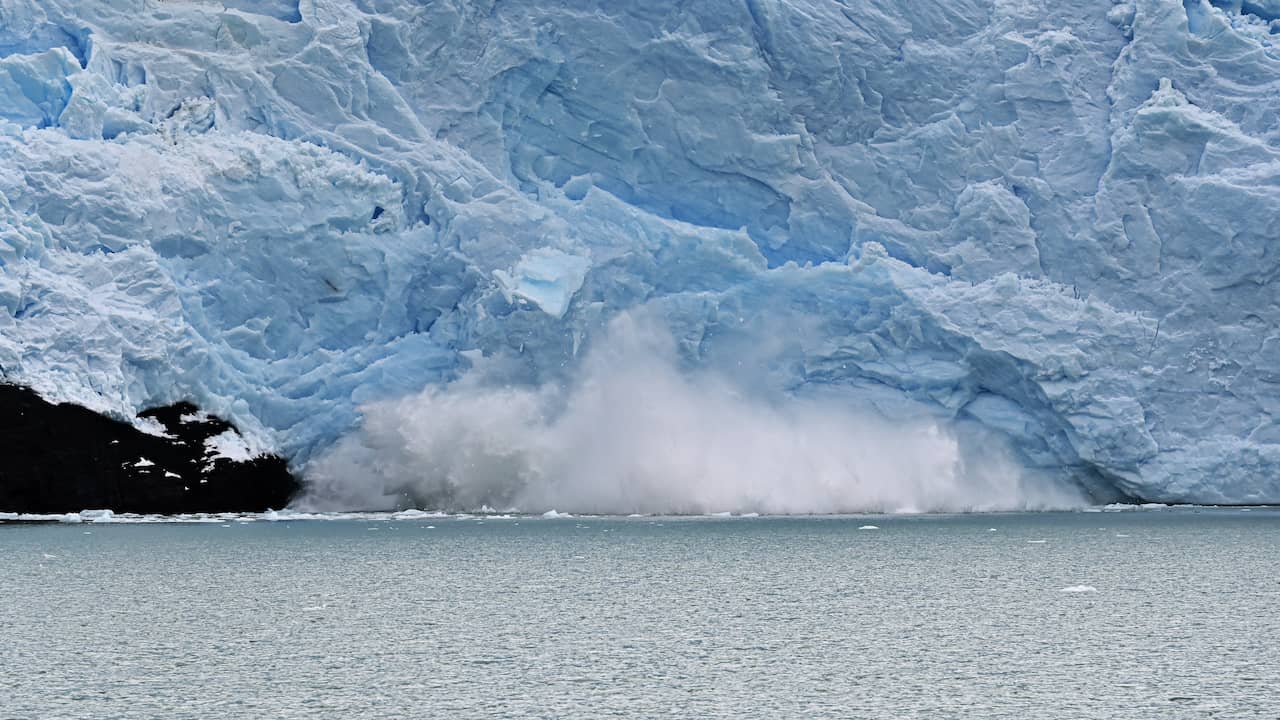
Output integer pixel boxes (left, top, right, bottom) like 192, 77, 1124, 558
203, 430, 260, 466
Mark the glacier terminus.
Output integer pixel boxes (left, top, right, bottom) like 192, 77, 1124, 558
4, 0, 1280, 511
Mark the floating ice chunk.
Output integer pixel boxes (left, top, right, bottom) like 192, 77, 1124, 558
1102, 502, 1170, 511
132, 458, 155, 468
493, 248, 590, 318
1058, 585, 1098, 593
1026, 539, 1047, 544
81, 509, 115, 523
392, 509, 447, 520
858, 525, 880, 530
0, 512, 83, 523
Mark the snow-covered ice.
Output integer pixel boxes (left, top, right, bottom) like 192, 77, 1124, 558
202, 430, 260, 464
2, 0, 1280, 509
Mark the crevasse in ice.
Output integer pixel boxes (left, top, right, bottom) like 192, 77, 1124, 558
3, 0, 1280, 506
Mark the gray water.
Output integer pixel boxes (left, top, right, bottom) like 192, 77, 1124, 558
2, 509, 1277, 719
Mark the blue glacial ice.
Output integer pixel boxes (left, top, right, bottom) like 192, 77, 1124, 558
3, 0, 1280, 510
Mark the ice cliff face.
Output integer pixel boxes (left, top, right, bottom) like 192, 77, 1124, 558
3, 0, 1280, 508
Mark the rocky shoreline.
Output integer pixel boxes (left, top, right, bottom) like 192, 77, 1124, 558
0, 385, 298, 513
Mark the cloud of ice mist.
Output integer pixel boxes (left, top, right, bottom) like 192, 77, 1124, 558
301, 314, 1087, 514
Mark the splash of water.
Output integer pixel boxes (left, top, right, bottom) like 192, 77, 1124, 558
302, 315, 1086, 513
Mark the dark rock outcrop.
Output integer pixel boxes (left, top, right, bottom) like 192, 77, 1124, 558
0, 385, 299, 513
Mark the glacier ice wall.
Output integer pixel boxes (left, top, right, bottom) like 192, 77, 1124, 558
3, 0, 1280, 507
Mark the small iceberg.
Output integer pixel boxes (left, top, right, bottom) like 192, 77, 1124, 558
81, 509, 116, 523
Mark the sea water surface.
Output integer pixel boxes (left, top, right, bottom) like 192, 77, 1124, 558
2, 508, 1277, 718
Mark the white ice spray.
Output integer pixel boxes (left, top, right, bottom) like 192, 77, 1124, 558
302, 314, 1086, 514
